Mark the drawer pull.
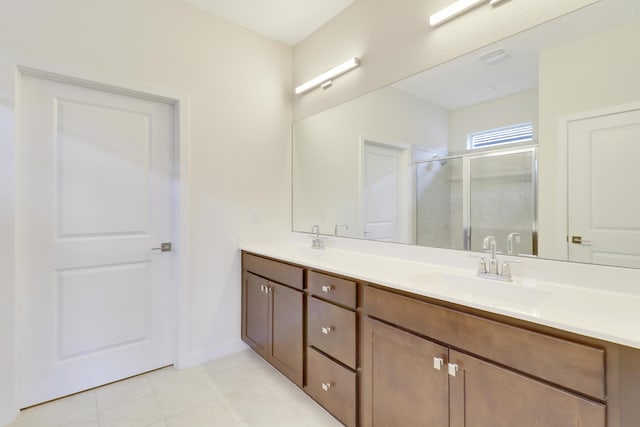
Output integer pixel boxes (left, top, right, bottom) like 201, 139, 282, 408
321, 285, 334, 293
321, 326, 335, 335
321, 381, 334, 392
433, 357, 444, 371
448, 363, 459, 377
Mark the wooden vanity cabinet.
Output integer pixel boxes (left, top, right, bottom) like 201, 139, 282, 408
241, 252, 640, 426
242, 253, 304, 387
362, 285, 607, 427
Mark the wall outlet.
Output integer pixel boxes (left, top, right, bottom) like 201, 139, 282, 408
250, 209, 258, 224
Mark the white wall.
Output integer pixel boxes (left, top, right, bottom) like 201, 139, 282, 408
0, 0, 291, 423
538, 18, 640, 260
292, 0, 598, 121
0, 52, 17, 423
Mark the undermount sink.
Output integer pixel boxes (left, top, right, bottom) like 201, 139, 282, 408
407, 271, 550, 310
294, 246, 352, 267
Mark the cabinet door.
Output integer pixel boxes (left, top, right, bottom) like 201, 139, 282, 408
270, 281, 303, 387
362, 318, 449, 427
242, 272, 269, 357
448, 350, 606, 427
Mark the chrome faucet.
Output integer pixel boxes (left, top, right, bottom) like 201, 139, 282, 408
311, 224, 325, 249
478, 235, 513, 281
482, 236, 498, 274
334, 223, 349, 235
507, 232, 521, 255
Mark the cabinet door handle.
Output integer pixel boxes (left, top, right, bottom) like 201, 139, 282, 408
260, 285, 266, 293
321, 285, 334, 293
321, 381, 334, 392
321, 326, 334, 335
448, 363, 459, 377
433, 357, 444, 371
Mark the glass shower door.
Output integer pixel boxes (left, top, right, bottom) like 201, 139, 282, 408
468, 148, 537, 256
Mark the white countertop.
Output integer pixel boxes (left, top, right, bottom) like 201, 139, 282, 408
239, 233, 640, 350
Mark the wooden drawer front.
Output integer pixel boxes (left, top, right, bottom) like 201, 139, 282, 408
308, 270, 357, 308
364, 286, 606, 399
307, 347, 357, 427
242, 252, 303, 290
308, 297, 357, 369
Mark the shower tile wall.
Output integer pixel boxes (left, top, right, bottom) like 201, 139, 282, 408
416, 157, 464, 249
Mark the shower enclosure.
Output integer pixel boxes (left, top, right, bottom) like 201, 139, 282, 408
415, 145, 537, 256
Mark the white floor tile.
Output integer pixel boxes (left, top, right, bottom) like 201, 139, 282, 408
27, 391, 97, 427
6, 349, 347, 427
61, 416, 99, 427
98, 395, 163, 427
165, 400, 237, 427
96, 376, 154, 412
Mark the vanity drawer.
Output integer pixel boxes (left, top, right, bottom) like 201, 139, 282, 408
307, 347, 356, 427
364, 285, 606, 399
242, 252, 303, 290
308, 297, 357, 369
308, 270, 357, 308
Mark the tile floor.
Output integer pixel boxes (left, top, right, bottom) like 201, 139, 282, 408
5, 350, 343, 427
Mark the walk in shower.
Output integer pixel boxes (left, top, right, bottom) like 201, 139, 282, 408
415, 145, 537, 256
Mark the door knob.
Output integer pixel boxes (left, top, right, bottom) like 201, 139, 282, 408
571, 236, 592, 245
151, 242, 172, 252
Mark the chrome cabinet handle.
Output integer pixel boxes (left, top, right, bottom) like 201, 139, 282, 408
448, 363, 459, 377
321, 326, 334, 335
260, 285, 272, 293
321, 285, 334, 293
322, 381, 334, 391
433, 357, 444, 371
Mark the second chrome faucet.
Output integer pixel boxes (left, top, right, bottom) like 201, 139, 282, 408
478, 235, 513, 281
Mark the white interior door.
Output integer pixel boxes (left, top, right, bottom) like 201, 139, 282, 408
567, 108, 640, 268
19, 74, 176, 407
362, 142, 403, 241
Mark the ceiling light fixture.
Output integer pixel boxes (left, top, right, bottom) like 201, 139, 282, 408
295, 57, 361, 95
489, 0, 511, 6
429, 0, 486, 27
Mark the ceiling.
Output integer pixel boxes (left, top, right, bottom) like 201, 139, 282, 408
181, 0, 355, 46
393, 0, 636, 110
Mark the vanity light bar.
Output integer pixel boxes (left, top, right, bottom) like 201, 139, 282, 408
429, 0, 486, 27
295, 57, 360, 95
429, 0, 512, 27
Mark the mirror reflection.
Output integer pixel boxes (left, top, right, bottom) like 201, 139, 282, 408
292, 0, 640, 268
416, 147, 536, 256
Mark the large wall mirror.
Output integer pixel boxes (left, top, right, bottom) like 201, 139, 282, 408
293, 0, 640, 268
